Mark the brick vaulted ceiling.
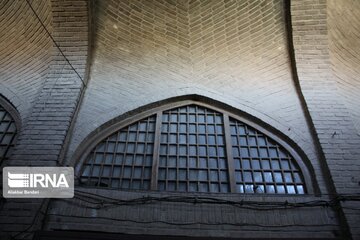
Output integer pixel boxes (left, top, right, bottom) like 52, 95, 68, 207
91, 0, 290, 96
66, 0, 320, 165
72, 0, 312, 155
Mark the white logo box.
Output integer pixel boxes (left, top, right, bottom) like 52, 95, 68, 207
3, 167, 74, 198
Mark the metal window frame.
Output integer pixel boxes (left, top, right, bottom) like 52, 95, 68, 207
74, 100, 313, 194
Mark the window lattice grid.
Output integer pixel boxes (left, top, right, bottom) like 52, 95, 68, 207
158, 105, 230, 193
230, 118, 305, 194
0, 105, 17, 163
80, 115, 156, 190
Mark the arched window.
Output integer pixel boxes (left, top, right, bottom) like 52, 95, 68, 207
0, 96, 20, 164
78, 102, 309, 194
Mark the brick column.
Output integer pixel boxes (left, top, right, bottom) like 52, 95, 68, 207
290, 0, 360, 239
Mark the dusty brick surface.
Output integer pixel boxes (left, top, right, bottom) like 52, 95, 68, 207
0, 0, 89, 239
0, 0, 359, 239
67, 1, 324, 196
291, 0, 360, 238
0, 0, 53, 120
328, 0, 360, 135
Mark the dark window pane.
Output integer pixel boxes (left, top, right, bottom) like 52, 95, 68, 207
208, 135, 216, 145
199, 158, 207, 168
169, 134, 177, 143
168, 157, 176, 167
293, 172, 302, 183
82, 166, 91, 177
210, 170, 219, 181
242, 159, 251, 169
253, 172, 263, 182
266, 185, 275, 193
281, 160, 291, 170
274, 172, 283, 182
209, 158, 218, 169
105, 154, 114, 164
297, 185, 305, 194
245, 184, 254, 193
284, 172, 292, 183
179, 124, 187, 133
211, 183, 219, 192
234, 159, 241, 169
239, 137, 247, 145
248, 137, 256, 146
252, 159, 260, 169
287, 185, 296, 194
199, 146, 206, 156
218, 147, 225, 156
259, 148, 268, 158
277, 185, 286, 194
188, 145, 196, 155
244, 172, 252, 182
179, 134, 186, 144
168, 169, 176, 180
170, 114, 178, 122
179, 182, 187, 191
189, 157, 197, 168
179, 114, 187, 122
235, 172, 242, 182
272, 160, 280, 169
199, 170, 208, 181
198, 124, 206, 133
261, 160, 271, 169
264, 172, 273, 182
179, 170, 187, 180
179, 145, 187, 155
159, 169, 166, 179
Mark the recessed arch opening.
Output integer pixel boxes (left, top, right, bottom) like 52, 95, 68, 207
73, 95, 318, 195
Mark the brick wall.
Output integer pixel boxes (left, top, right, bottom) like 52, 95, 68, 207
0, 0, 89, 239
45, 188, 339, 239
1, 0, 359, 239
66, 0, 326, 197
291, 0, 360, 238
59, 0, 340, 239
328, 0, 360, 134
0, 0, 53, 120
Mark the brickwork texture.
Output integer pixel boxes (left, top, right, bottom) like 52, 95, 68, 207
0, 0, 359, 239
